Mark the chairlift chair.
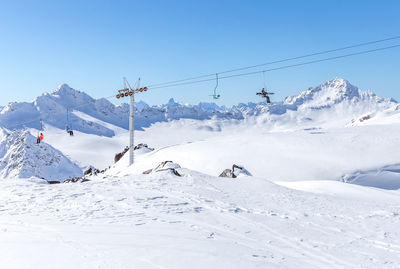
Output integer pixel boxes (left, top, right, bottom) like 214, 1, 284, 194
256, 72, 274, 103
211, 73, 221, 99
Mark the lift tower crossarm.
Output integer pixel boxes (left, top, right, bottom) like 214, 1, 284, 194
115, 78, 149, 166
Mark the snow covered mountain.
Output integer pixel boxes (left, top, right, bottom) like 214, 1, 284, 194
232, 78, 398, 129
0, 84, 128, 137
0, 78, 398, 137
0, 84, 238, 137
284, 78, 396, 117
0, 129, 82, 181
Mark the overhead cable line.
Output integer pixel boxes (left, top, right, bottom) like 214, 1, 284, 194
148, 43, 400, 90
147, 35, 400, 88
4, 42, 400, 130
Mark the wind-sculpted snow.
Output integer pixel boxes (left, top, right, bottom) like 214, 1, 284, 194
0, 129, 82, 181
342, 163, 400, 190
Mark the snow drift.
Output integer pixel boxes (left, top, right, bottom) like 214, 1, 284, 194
342, 163, 400, 190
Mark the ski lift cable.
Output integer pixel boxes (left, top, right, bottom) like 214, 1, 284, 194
3, 42, 400, 131
262, 71, 266, 89
147, 35, 400, 88
66, 108, 72, 131
148, 43, 400, 90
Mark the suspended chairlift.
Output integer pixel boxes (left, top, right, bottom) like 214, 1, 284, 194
256, 71, 274, 103
36, 118, 44, 144
66, 108, 74, 136
210, 73, 221, 99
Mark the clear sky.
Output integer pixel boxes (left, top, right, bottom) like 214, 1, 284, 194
0, 0, 399, 106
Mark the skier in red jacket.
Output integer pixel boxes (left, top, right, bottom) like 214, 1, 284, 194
37, 133, 44, 144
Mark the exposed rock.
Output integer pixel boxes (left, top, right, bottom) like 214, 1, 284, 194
219, 169, 234, 178
134, 143, 154, 151
142, 169, 153, 175
84, 167, 92, 176
47, 180, 61, 184
64, 177, 90, 183
359, 115, 371, 122
219, 164, 252, 178
84, 167, 100, 176
143, 161, 182, 176
114, 146, 129, 163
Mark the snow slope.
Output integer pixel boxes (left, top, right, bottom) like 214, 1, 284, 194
342, 163, 400, 190
1, 166, 400, 268
0, 129, 82, 181
60, 119, 397, 185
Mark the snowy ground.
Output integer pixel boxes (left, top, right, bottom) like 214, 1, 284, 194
1, 169, 400, 269
1, 119, 400, 268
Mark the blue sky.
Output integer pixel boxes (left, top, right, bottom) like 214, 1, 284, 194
0, 0, 399, 106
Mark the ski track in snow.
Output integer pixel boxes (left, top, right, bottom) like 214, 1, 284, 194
1, 171, 400, 268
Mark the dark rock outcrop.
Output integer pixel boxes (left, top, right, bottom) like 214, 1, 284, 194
219, 164, 252, 178
64, 177, 90, 183
143, 161, 182, 176
134, 143, 154, 151
114, 146, 130, 164
84, 167, 100, 176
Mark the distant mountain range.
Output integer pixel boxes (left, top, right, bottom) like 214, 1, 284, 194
0, 78, 398, 137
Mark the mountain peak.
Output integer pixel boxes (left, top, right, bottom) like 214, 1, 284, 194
166, 98, 180, 107
57, 83, 72, 90
322, 78, 358, 96
54, 83, 73, 94
284, 78, 363, 107
325, 77, 350, 86
52, 83, 90, 99
49, 83, 93, 105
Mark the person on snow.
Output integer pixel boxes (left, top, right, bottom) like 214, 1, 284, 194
37, 133, 44, 144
